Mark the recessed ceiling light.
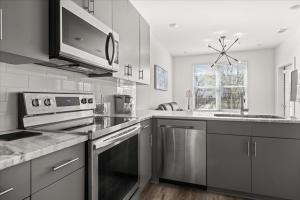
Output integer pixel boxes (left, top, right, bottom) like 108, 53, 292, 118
213, 30, 228, 36
169, 23, 179, 28
234, 32, 246, 38
290, 4, 300, 10
278, 28, 288, 34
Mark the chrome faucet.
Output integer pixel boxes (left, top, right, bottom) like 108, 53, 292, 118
240, 92, 248, 115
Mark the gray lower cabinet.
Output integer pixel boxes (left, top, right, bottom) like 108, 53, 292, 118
252, 137, 300, 200
207, 134, 251, 193
0, 0, 48, 64
139, 120, 152, 189
31, 167, 85, 200
31, 143, 85, 193
0, 162, 30, 200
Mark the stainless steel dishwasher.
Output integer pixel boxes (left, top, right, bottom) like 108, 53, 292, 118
158, 120, 206, 186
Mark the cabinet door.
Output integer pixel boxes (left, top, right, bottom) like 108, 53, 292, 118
139, 120, 152, 189
0, 162, 30, 200
252, 137, 300, 200
207, 134, 251, 193
138, 15, 150, 85
112, 0, 139, 81
0, 0, 48, 64
94, 0, 113, 29
112, 0, 128, 80
31, 168, 85, 200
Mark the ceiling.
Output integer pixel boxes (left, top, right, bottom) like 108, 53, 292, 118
131, 0, 300, 56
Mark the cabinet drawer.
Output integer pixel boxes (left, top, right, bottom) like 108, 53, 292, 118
31, 168, 85, 200
253, 122, 300, 139
207, 121, 252, 135
31, 143, 85, 193
0, 162, 30, 200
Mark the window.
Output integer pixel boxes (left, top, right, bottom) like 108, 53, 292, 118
193, 63, 247, 111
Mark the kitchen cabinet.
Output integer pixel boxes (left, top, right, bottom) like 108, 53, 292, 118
94, 0, 113, 29
31, 143, 85, 193
207, 120, 300, 200
252, 137, 300, 200
0, 162, 30, 200
112, 0, 140, 82
207, 134, 251, 193
0, 0, 48, 64
138, 15, 151, 85
31, 167, 85, 200
139, 120, 152, 189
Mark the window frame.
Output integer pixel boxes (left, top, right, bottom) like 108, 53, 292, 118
192, 62, 248, 112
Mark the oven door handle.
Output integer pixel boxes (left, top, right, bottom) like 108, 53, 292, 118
93, 125, 140, 150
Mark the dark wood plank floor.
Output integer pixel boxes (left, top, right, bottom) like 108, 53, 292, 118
140, 183, 249, 200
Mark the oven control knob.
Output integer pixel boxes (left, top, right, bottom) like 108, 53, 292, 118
32, 99, 41, 107
88, 98, 93, 104
81, 98, 87, 104
44, 98, 52, 106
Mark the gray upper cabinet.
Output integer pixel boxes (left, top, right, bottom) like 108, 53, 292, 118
94, 0, 113, 29
138, 15, 150, 85
207, 134, 251, 193
139, 120, 152, 190
31, 167, 85, 200
0, 162, 30, 200
252, 137, 300, 200
112, 0, 140, 82
0, 0, 49, 64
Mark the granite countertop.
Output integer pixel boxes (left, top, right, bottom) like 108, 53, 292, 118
0, 130, 88, 171
116, 110, 300, 124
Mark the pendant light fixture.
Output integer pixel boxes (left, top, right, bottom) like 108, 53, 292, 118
208, 36, 240, 68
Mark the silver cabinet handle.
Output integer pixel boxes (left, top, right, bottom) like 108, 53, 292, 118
149, 134, 152, 147
160, 125, 194, 129
0, 9, 3, 40
52, 157, 79, 171
247, 141, 250, 157
0, 188, 14, 196
254, 141, 257, 157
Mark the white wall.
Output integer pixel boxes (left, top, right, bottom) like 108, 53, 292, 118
275, 29, 300, 117
173, 49, 275, 114
136, 32, 173, 110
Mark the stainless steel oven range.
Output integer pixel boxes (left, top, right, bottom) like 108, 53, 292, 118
18, 92, 139, 200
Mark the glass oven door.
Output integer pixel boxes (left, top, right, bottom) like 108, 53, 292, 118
90, 125, 140, 200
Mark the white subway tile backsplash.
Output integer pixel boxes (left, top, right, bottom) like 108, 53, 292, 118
0, 62, 6, 72
0, 63, 136, 131
83, 82, 94, 92
29, 75, 62, 91
0, 88, 7, 102
0, 73, 29, 88
62, 80, 78, 91
0, 114, 17, 131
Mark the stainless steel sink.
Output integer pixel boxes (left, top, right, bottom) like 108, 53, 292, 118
214, 113, 284, 119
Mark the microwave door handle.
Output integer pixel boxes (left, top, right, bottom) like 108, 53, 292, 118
105, 32, 115, 66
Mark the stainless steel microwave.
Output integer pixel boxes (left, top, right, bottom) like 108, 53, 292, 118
48, 0, 119, 76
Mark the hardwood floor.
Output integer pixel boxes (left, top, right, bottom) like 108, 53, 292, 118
140, 183, 249, 200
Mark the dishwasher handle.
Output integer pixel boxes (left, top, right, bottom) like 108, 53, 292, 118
160, 125, 194, 129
